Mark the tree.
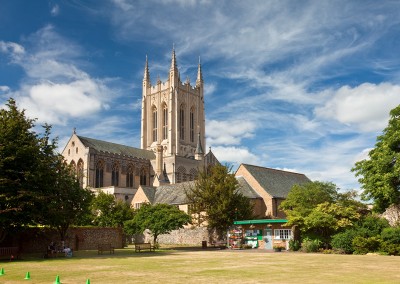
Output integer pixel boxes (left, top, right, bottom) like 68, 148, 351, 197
0, 98, 94, 242
41, 156, 93, 241
185, 164, 253, 239
352, 105, 400, 212
91, 191, 134, 227
124, 203, 191, 244
0, 99, 56, 240
280, 181, 365, 244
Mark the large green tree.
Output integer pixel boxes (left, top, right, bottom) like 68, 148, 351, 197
91, 191, 134, 227
0, 99, 54, 240
185, 164, 253, 239
42, 155, 93, 241
280, 181, 365, 244
352, 105, 400, 212
0, 98, 93, 242
124, 203, 191, 244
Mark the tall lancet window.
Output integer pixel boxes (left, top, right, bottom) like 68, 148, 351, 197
77, 159, 84, 187
152, 106, 157, 142
111, 163, 119, 186
126, 164, 134, 188
180, 104, 185, 140
95, 160, 104, 188
162, 103, 168, 140
190, 107, 195, 143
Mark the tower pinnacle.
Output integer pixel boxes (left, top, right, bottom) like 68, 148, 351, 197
144, 55, 150, 83
196, 56, 203, 87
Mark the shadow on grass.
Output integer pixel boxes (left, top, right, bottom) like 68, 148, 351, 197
2, 245, 217, 262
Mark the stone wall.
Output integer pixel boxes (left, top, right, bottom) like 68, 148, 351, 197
138, 227, 213, 245
4, 227, 123, 254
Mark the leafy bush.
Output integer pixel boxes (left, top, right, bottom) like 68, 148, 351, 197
380, 227, 400, 244
379, 227, 400, 255
379, 242, 400, 255
301, 238, 321, 253
356, 215, 389, 237
331, 229, 359, 254
289, 239, 301, 251
352, 236, 381, 254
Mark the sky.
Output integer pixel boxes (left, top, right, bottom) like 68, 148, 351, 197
1, 0, 400, 193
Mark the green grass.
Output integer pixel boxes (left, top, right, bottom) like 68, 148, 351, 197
0, 246, 399, 283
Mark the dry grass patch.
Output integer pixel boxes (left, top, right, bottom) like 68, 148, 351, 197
0, 247, 398, 283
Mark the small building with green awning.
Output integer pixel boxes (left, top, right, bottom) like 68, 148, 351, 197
229, 219, 291, 250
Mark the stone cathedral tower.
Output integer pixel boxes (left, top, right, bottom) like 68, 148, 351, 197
141, 48, 206, 185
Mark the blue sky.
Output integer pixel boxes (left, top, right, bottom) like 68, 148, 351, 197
1, 0, 400, 192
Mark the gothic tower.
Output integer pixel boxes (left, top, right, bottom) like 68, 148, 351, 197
141, 48, 205, 184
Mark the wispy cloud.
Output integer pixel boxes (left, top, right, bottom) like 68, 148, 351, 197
1, 25, 112, 125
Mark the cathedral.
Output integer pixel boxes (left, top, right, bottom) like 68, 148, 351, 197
61, 49, 218, 203
62, 48, 310, 220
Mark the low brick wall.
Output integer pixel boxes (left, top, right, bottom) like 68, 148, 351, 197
3, 227, 123, 254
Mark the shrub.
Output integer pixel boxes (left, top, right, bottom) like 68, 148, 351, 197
331, 229, 359, 254
289, 239, 301, 251
301, 238, 321, 253
352, 236, 381, 254
379, 227, 400, 255
356, 215, 389, 237
379, 242, 400, 255
380, 227, 400, 244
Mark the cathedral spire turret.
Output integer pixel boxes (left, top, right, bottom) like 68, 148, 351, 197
170, 47, 177, 71
196, 56, 203, 87
195, 132, 204, 160
143, 55, 150, 85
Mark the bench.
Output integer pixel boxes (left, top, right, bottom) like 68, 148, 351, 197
97, 244, 115, 255
209, 241, 227, 249
0, 247, 20, 260
135, 243, 155, 252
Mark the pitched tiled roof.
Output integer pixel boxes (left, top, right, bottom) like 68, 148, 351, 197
140, 186, 157, 203
78, 136, 155, 160
154, 181, 195, 205
236, 176, 262, 199
240, 164, 311, 198
152, 177, 260, 206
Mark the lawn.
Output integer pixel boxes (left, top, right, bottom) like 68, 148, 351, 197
0, 246, 399, 284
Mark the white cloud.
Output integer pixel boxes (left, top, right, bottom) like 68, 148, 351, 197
0, 25, 115, 126
0, 86, 10, 93
211, 146, 261, 167
315, 83, 400, 132
206, 119, 256, 145
18, 80, 105, 125
50, 4, 60, 16
0, 41, 25, 61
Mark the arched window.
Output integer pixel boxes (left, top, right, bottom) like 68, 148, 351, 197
77, 159, 84, 187
70, 160, 76, 173
126, 164, 134, 188
152, 106, 157, 142
176, 166, 186, 183
95, 160, 104, 188
140, 168, 147, 186
112, 162, 119, 186
189, 168, 198, 181
179, 104, 185, 140
162, 103, 168, 140
190, 107, 195, 143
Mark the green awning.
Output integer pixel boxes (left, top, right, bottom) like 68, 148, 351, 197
234, 219, 287, 225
